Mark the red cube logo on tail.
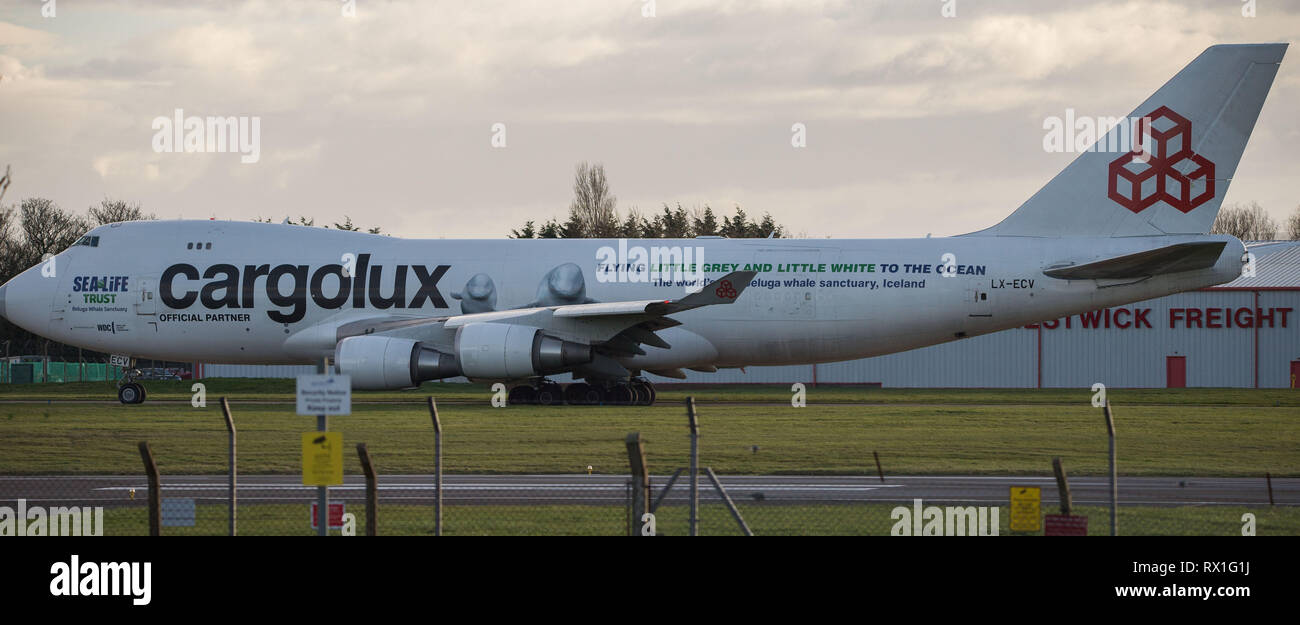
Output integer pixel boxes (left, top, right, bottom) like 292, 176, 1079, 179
1107, 106, 1215, 214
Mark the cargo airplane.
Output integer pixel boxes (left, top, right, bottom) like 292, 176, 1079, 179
0, 44, 1286, 405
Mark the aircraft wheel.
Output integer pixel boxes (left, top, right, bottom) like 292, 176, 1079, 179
535, 382, 563, 406
507, 385, 536, 406
564, 383, 592, 405
118, 383, 145, 405
631, 381, 654, 406
607, 385, 633, 406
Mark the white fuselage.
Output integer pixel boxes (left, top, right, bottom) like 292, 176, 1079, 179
0, 220, 1246, 375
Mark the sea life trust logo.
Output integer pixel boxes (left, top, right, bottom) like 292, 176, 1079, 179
1108, 106, 1215, 214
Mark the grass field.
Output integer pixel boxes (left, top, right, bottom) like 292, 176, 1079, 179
0, 380, 1295, 477
95, 502, 1300, 536
3, 378, 1300, 406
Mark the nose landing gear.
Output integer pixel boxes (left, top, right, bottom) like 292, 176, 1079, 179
116, 362, 147, 405
117, 382, 147, 405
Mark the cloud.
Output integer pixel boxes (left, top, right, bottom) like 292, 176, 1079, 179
0, 0, 1296, 236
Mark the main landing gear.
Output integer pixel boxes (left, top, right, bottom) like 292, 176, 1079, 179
507, 378, 656, 406
117, 365, 147, 405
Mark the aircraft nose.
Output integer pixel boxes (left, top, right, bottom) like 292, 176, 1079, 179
0, 266, 55, 336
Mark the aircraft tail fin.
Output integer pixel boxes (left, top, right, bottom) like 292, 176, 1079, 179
974, 43, 1286, 238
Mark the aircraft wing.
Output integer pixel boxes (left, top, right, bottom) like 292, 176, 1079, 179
335, 270, 757, 349
1043, 242, 1227, 280
553, 270, 758, 318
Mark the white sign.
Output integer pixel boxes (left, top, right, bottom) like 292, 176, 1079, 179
296, 374, 352, 416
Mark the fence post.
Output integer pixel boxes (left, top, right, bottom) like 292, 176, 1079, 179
626, 432, 650, 536
221, 397, 236, 536
138, 441, 160, 536
1104, 401, 1117, 536
428, 397, 442, 537
315, 357, 329, 537
357, 443, 377, 536
687, 397, 699, 537
1051, 456, 1072, 515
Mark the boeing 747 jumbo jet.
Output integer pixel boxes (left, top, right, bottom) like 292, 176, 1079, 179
0, 44, 1287, 405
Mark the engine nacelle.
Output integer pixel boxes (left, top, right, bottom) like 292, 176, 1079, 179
455, 322, 592, 380
335, 335, 461, 390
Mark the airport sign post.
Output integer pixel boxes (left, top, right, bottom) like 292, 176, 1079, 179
296, 374, 352, 417
302, 431, 343, 486
298, 361, 350, 536
1044, 514, 1088, 536
1010, 486, 1042, 533
310, 502, 347, 531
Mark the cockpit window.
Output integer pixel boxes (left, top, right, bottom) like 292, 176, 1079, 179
74, 235, 100, 247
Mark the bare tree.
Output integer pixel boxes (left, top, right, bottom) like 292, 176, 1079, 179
0, 165, 11, 204
88, 198, 154, 225
1286, 205, 1300, 240
1211, 201, 1277, 241
565, 162, 619, 238
508, 163, 789, 238
18, 198, 89, 268
0, 205, 21, 284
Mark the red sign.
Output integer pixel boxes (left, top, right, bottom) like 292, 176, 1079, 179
1108, 106, 1215, 214
310, 502, 346, 530
1044, 514, 1088, 536
1024, 307, 1293, 331
714, 279, 738, 299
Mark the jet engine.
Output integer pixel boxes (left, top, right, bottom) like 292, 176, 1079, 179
335, 336, 461, 390
335, 323, 593, 389
455, 322, 592, 380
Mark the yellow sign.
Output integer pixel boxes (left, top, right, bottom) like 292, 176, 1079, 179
302, 432, 343, 486
1010, 486, 1042, 532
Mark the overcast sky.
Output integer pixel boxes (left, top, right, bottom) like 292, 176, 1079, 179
1, 0, 1297, 239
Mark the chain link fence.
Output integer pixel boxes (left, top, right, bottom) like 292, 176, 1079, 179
0, 395, 1293, 536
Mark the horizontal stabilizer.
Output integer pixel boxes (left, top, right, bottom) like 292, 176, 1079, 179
1043, 241, 1226, 280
